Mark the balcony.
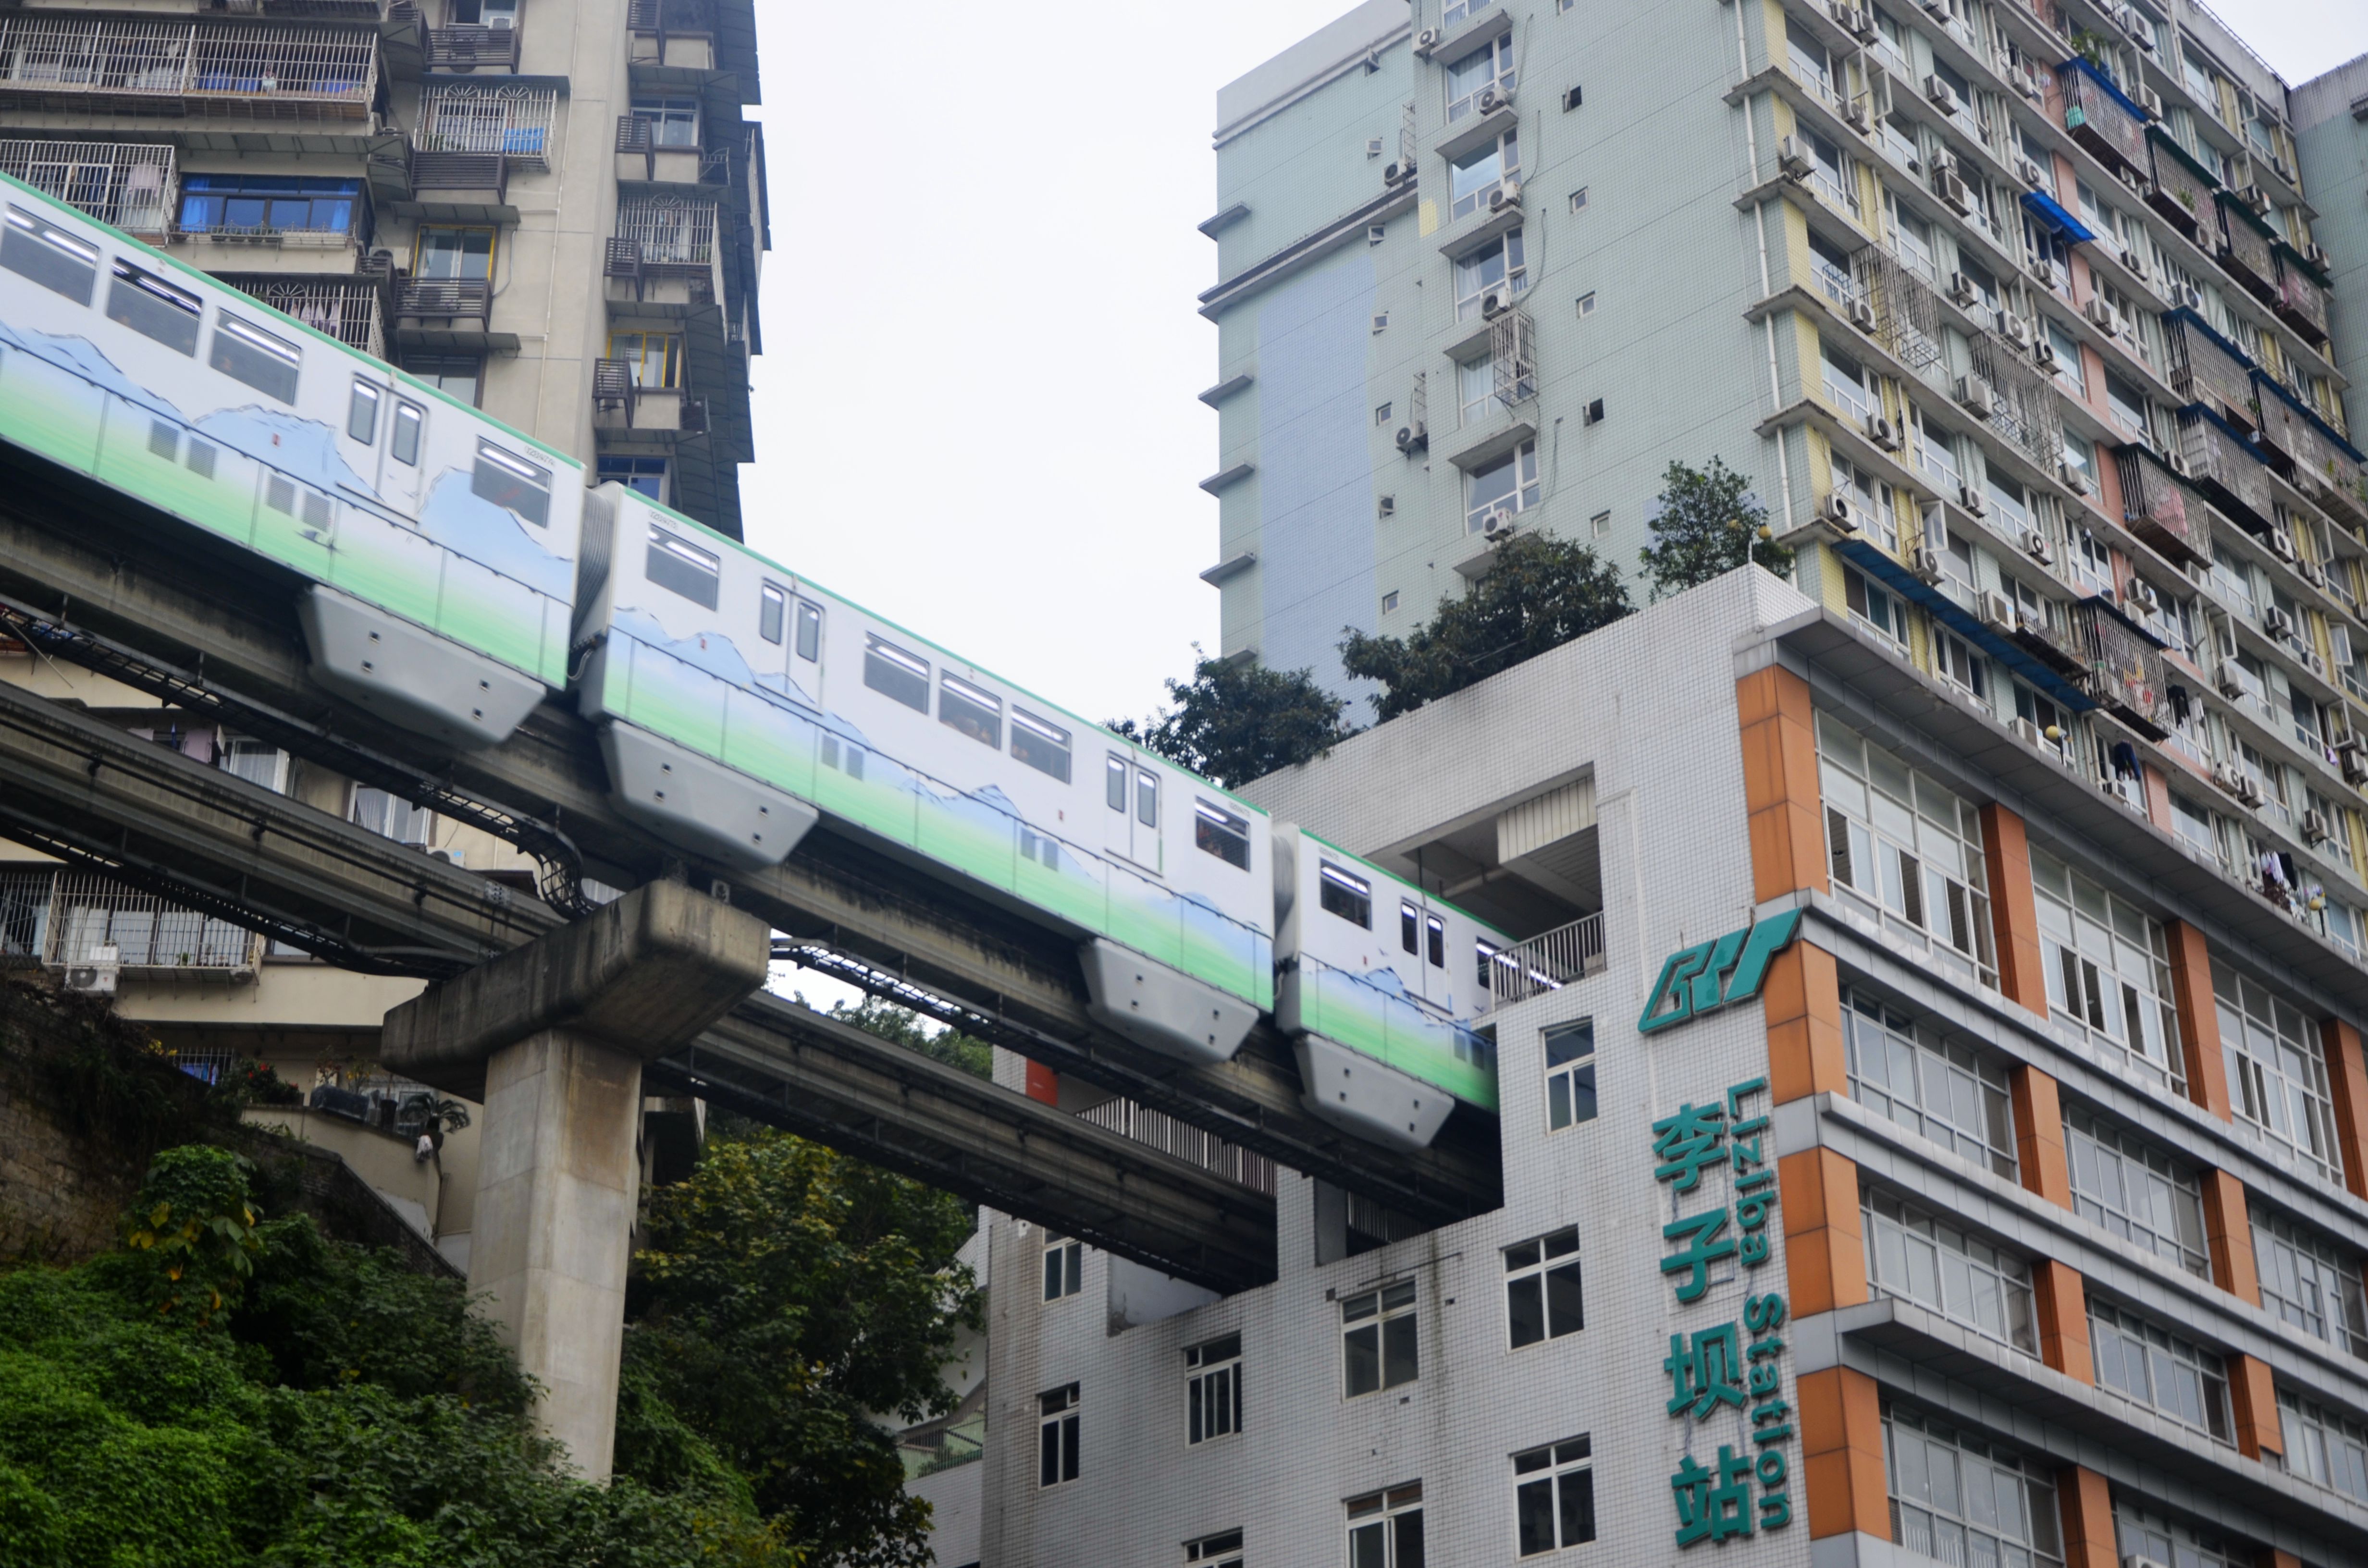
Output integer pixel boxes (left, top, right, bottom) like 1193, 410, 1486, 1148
423, 24, 517, 72
417, 82, 555, 173
627, 0, 715, 71
2252, 372, 2364, 512
604, 199, 720, 308
614, 115, 706, 186
0, 139, 174, 239
392, 277, 500, 350
2215, 194, 2281, 305
2162, 309, 2255, 429
1074, 1097, 1277, 1194
1962, 329, 2063, 470
1853, 246, 1945, 374
2115, 444, 2207, 566
2144, 128, 2215, 242
1483, 913, 1606, 1010
224, 276, 385, 360
0, 17, 378, 120
2177, 407, 2276, 534
2272, 257, 2330, 348
0, 867, 261, 983
2057, 59, 2146, 178
592, 359, 706, 437
2083, 603, 2171, 740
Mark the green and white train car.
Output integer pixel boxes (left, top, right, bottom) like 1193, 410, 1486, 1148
0, 172, 582, 747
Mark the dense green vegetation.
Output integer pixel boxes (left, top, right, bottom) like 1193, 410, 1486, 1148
1638, 456, 1791, 599
1111, 649, 1357, 788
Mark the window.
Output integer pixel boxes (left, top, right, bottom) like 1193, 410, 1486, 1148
2251, 1204, 2368, 1357
1817, 713, 1996, 985
350, 786, 432, 847
1575, 290, 1595, 317
645, 526, 719, 610
414, 225, 494, 281
2089, 1298, 2231, 1441
1841, 992, 2015, 1177
1797, 125, 1856, 213
937, 673, 1001, 747
346, 379, 381, 443
1036, 1384, 1079, 1487
1011, 709, 1071, 782
449, 0, 518, 23
2281, 1389, 2368, 1505
2064, 1103, 2208, 1276
1184, 1531, 1244, 1567
1449, 130, 1519, 220
218, 738, 288, 793
864, 635, 930, 712
401, 353, 481, 406
756, 583, 785, 645
1821, 338, 1878, 424
1342, 1279, 1418, 1396
1542, 1019, 1596, 1131
598, 454, 667, 501
630, 95, 701, 147
1041, 1231, 1082, 1301
1195, 801, 1250, 869
1884, 1402, 2062, 1568
2046, 320, 2086, 394
106, 260, 199, 355
1514, 1435, 1594, 1555
1345, 1483, 1423, 1568
177, 175, 360, 237
1933, 628, 1988, 701
2215, 960, 2339, 1183
471, 441, 551, 526
1453, 228, 1527, 320
2116, 1498, 2251, 1568
2030, 848, 2181, 1091
210, 314, 301, 404
796, 600, 823, 662
1589, 510, 1609, 539
1319, 863, 1372, 929
1466, 441, 1541, 531
387, 400, 422, 467
1568, 186, 1588, 211
1504, 1226, 1582, 1348
1862, 1188, 2036, 1353
1137, 768, 1158, 829
608, 330, 682, 389
1382, 589, 1400, 612
1185, 1333, 1242, 1444
1445, 34, 1516, 121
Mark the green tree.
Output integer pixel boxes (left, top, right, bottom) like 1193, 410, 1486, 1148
626, 1130, 982, 1568
1338, 531, 1633, 722
822, 995, 990, 1081
1112, 648, 1355, 787
118, 1144, 264, 1326
1638, 457, 1791, 599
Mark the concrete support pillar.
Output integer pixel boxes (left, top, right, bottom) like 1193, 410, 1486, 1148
2201, 1168, 2261, 1304
2164, 921, 2232, 1119
2055, 1464, 2117, 1568
382, 882, 768, 1478
2009, 1065, 2071, 1208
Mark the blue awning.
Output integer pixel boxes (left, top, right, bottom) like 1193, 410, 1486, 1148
1833, 540, 2096, 712
2021, 190, 2097, 245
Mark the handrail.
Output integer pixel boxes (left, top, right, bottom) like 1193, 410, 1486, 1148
1486, 912, 1605, 1009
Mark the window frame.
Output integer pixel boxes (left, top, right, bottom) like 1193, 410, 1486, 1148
1542, 1018, 1596, 1132
1840, 990, 2018, 1178
1503, 1225, 1583, 1349
1513, 1434, 1595, 1556
1184, 1332, 1243, 1446
1036, 1383, 1080, 1488
1344, 1482, 1424, 1568
1342, 1279, 1418, 1398
1041, 1230, 1082, 1302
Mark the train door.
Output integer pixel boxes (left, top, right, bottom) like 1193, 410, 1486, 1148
342, 373, 429, 514
1103, 750, 1162, 873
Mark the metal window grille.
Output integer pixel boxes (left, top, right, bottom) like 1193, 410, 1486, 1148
42, 871, 260, 978
1490, 306, 1535, 409
1485, 914, 1605, 1008
418, 83, 556, 170
0, 18, 378, 119
614, 196, 715, 266
1854, 245, 1943, 373
1073, 1097, 1277, 1194
0, 868, 55, 958
225, 277, 383, 359
0, 140, 174, 236
1963, 328, 2062, 468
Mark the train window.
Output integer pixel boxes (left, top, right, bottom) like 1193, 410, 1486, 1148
863, 636, 929, 711
940, 674, 1002, 748
148, 420, 177, 461
1, 207, 96, 303
105, 260, 199, 355
1135, 768, 1158, 829
1401, 902, 1419, 955
1105, 756, 1127, 812
1011, 709, 1072, 783
795, 600, 822, 662
346, 380, 381, 442
645, 526, 720, 610
185, 437, 216, 478
391, 401, 423, 466
1320, 863, 1373, 929
472, 442, 551, 526
1195, 801, 1250, 870
209, 314, 301, 403
1427, 914, 1445, 968
758, 583, 785, 644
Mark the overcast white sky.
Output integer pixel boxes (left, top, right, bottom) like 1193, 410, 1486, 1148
734, 0, 2368, 735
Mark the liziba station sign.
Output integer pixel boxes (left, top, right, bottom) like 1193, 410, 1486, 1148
1641, 912, 1805, 1548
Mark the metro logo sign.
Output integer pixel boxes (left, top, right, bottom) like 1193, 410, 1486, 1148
1637, 911, 1804, 1035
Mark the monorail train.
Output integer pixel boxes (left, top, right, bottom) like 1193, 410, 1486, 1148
0, 174, 582, 747
0, 168, 1511, 1152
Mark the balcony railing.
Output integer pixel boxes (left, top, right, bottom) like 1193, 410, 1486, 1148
613, 196, 716, 266
2215, 195, 2281, 304
2115, 444, 2208, 566
627, 0, 715, 34
2144, 128, 2215, 241
2178, 406, 2276, 533
393, 277, 490, 327
1485, 913, 1606, 1010
1963, 330, 2063, 470
408, 147, 506, 196
0, 139, 174, 238
2252, 373, 2364, 510
1074, 1097, 1277, 1194
2273, 257, 2330, 347
2058, 60, 2146, 177
4, 868, 263, 981
592, 357, 638, 424
2163, 310, 2255, 427
2084, 605, 2171, 740
226, 277, 384, 359
424, 24, 517, 71
1854, 245, 1944, 374
0, 17, 378, 119
417, 83, 555, 172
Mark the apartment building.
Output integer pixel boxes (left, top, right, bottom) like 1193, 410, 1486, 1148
0, 0, 765, 1270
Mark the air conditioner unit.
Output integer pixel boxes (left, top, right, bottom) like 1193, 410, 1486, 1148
1481, 509, 1519, 539
2268, 532, 2297, 565
62, 942, 121, 996
2017, 156, 2052, 192
2059, 461, 2092, 496
1778, 137, 1814, 180
1489, 180, 1523, 211
2306, 242, 2332, 270
2344, 747, 2368, 787
1818, 491, 1861, 532
1848, 296, 1877, 332
2120, 246, 2149, 283
1394, 422, 1428, 453
1936, 168, 1972, 212
1979, 589, 2020, 630
2173, 282, 2204, 311
2265, 604, 2295, 638
2166, 449, 2192, 477
2033, 338, 2060, 373
2306, 649, 2327, 678
2215, 669, 2248, 701
1947, 271, 1980, 308
2084, 296, 2117, 331
1845, 5, 1879, 41
2010, 716, 2050, 748
1478, 85, 1514, 114
1997, 310, 2031, 347
1958, 478, 1990, 515
2137, 85, 2163, 118
1482, 289, 1516, 317
1865, 410, 1900, 449
1911, 541, 1945, 582
2025, 526, 2055, 562
1925, 74, 1959, 114
2234, 774, 2268, 810
1957, 375, 1998, 419
2124, 577, 2161, 614
2211, 760, 2244, 794
1844, 97, 1873, 134
1383, 160, 1410, 185
2236, 184, 2271, 216
2018, 66, 2046, 103
1414, 26, 1444, 55
2306, 808, 2336, 843
2300, 557, 2329, 589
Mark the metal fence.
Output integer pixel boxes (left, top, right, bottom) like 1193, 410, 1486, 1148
226, 277, 384, 360
418, 82, 556, 170
42, 871, 261, 979
0, 139, 173, 236
0, 17, 378, 117
614, 196, 716, 266
1963, 329, 2063, 470
1075, 1097, 1278, 1195
1486, 912, 1607, 1009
